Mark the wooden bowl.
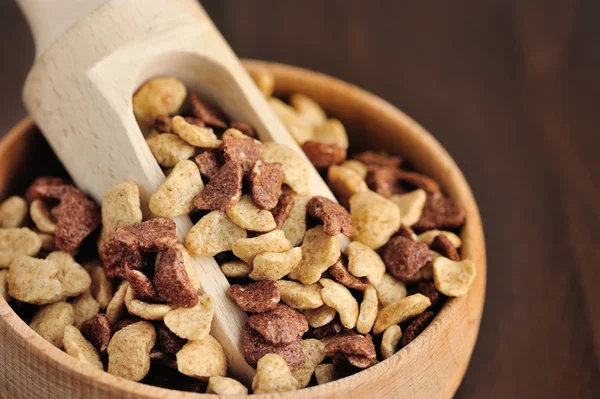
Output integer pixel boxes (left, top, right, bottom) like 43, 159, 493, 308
0, 61, 486, 398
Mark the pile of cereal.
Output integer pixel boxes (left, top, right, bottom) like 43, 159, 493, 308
0, 70, 476, 395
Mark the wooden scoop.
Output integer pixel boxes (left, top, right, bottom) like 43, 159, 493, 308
18, 0, 347, 384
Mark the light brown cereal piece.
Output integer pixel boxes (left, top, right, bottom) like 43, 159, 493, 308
107, 321, 156, 381
268, 97, 314, 145
288, 226, 340, 285
185, 210, 247, 257
176, 244, 201, 292
0, 270, 8, 302
72, 290, 100, 329
278, 280, 324, 310
30, 302, 74, 347
433, 257, 476, 297
193, 161, 243, 211
0, 196, 27, 228
282, 195, 310, 247
418, 229, 462, 248
302, 141, 347, 169
0, 227, 42, 268
81, 314, 111, 354
306, 196, 353, 237
315, 363, 335, 385
149, 160, 204, 218
164, 294, 214, 340
350, 190, 401, 249
63, 325, 103, 370
207, 376, 248, 395
292, 339, 326, 388
154, 247, 198, 308
47, 252, 91, 298
262, 142, 310, 195
220, 260, 252, 278
356, 285, 378, 334
89, 265, 112, 309
374, 273, 407, 306
124, 285, 172, 321
289, 93, 327, 126
106, 282, 128, 324
38, 233, 55, 251
133, 78, 186, 127
342, 160, 368, 179
227, 280, 280, 313
249, 69, 275, 97
381, 324, 402, 359
249, 161, 285, 210
99, 181, 142, 248
391, 189, 428, 227
146, 133, 195, 168
373, 294, 431, 334
252, 353, 299, 394
313, 119, 348, 149
304, 306, 337, 328
7, 256, 62, 304
232, 229, 291, 264
177, 335, 227, 379
250, 247, 302, 281
30, 199, 56, 233
319, 278, 359, 329
226, 195, 276, 232
327, 165, 369, 207
171, 115, 221, 148
222, 129, 262, 173
345, 241, 386, 285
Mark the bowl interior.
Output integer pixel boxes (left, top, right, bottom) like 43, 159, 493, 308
0, 61, 485, 399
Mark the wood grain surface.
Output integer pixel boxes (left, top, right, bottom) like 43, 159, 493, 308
1, 1, 599, 398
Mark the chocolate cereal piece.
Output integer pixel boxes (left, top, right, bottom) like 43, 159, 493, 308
346, 354, 379, 369
307, 195, 353, 237
81, 314, 111, 354
111, 318, 141, 334
189, 93, 228, 128
25, 177, 75, 203
99, 238, 143, 279
416, 280, 442, 308
194, 151, 222, 180
382, 236, 432, 281
366, 166, 399, 198
353, 151, 402, 168
226, 280, 280, 313
249, 161, 284, 210
193, 161, 243, 211
230, 121, 256, 139
242, 326, 305, 370
324, 334, 377, 359
396, 170, 441, 195
309, 319, 346, 340
412, 193, 466, 232
431, 234, 460, 261
156, 323, 187, 354
154, 115, 173, 133
154, 247, 199, 308
222, 130, 262, 173
302, 140, 346, 169
328, 257, 369, 291
401, 311, 435, 347
52, 191, 101, 253
271, 187, 295, 228
125, 268, 159, 302
183, 116, 206, 127
396, 224, 417, 239
247, 304, 308, 345
115, 218, 178, 252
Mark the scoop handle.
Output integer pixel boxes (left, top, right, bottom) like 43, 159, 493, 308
17, 0, 108, 58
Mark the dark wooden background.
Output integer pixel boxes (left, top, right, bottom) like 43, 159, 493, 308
1, 1, 599, 398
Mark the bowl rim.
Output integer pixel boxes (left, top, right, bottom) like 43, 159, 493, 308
0, 60, 486, 398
